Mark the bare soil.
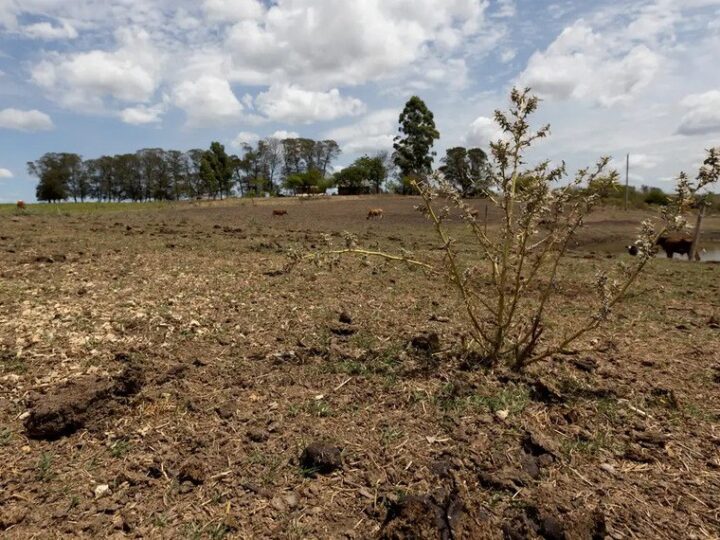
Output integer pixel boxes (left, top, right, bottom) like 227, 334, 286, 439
1, 196, 720, 539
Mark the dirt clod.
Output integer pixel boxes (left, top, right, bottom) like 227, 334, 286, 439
178, 459, 205, 485
300, 442, 342, 475
24, 364, 144, 440
410, 332, 440, 353
379, 492, 467, 540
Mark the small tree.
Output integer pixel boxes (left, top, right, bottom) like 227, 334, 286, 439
298, 88, 719, 370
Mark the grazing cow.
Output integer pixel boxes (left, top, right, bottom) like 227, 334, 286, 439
16, 200, 25, 210
272, 209, 288, 216
367, 208, 384, 220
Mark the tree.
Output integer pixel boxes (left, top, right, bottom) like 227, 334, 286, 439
200, 142, 234, 199
236, 143, 269, 195
335, 154, 388, 194
28, 153, 81, 202
334, 165, 367, 193
284, 169, 332, 194
393, 96, 440, 193
440, 147, 491, 197
259, 138, 283, 193
65, 154, 90, 202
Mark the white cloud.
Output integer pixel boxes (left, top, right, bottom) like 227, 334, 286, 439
203, 0, 265, 21
224, 0, 488, 88
0, 168, 13, 178
325, 109, 397, 154
270, 130, 300, 139
499, 49, 516, 63
609, 153, 661, 172
231, 131, 260, 148
493, 0, 516, 18
0, 108, 54, 131
255, 84, 365, 123
31, 27, 162, 109
465, 116, 503, 147
519, 20, 662, 106
172, 75, 243, 126
22, 20, 78, 40
677, 90, 720, 135
120, 103, 166, 125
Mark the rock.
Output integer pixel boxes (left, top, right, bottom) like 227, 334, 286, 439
299, 442, 342, 475
599, 463, 618, 477
495, 409, 509, 421
94, 484, 111, 499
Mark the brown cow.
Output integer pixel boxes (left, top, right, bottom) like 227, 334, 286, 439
367, 208, 384, 220
16, 200, 26, 210
272, 209, 288, 216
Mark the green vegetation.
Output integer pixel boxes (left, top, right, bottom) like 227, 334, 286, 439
393, 95, 440, 194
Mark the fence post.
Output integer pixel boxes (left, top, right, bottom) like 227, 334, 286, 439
624, 153, 629, 211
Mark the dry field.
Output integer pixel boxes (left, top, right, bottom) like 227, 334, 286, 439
1, 196, 720, 539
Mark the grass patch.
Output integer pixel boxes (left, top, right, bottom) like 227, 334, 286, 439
435, 382, 530, 415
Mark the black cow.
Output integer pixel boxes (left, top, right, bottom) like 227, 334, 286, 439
627, 234, 700, 260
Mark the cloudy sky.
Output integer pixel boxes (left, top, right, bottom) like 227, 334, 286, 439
1, 0, 719, 202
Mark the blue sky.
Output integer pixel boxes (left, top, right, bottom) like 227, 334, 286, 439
1, 0, 719, 202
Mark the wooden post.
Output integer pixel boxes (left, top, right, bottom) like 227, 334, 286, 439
689, 204, 706, 261
624, 153, 629, 211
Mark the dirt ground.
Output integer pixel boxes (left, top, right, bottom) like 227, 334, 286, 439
1, 196, 720, 539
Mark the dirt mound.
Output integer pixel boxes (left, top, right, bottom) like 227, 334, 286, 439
24, 364, 144, 440
379, 491, 469, 540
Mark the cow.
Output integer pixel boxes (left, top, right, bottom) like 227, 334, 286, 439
627, 234, 700, 260
656, 234, 698, 260
16, 200, 25, 210
367, 208, 384, 220
272, 209, 288, 217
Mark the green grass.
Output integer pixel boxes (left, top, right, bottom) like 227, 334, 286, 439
435, 382, 530, 415
36, 452, 54, 482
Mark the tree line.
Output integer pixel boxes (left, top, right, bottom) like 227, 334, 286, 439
29, 95, 493, 202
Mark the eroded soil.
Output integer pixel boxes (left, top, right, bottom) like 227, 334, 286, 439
1, 196, 720, 539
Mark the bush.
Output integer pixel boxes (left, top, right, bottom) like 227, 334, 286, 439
298, 89, 720, 371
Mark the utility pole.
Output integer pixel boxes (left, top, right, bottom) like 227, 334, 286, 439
624, 153, 629, 211
689, 202, 706, 262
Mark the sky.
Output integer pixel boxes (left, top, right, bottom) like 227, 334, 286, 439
0, 0, 719, 202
